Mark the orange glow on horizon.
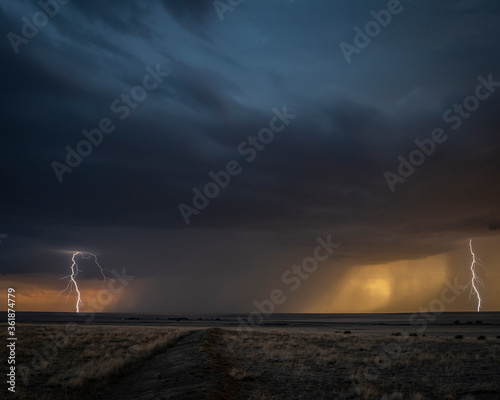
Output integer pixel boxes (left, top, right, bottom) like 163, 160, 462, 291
0, 275, 125, 312
2, 236, 499, 313
308, 254, 449, 313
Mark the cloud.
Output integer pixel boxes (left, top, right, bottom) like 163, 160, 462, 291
0, 0, 499, 312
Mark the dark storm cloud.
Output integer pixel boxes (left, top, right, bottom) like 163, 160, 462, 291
159, 0, 214, 39
0, 0, 499, 292
69, 1, 155, 39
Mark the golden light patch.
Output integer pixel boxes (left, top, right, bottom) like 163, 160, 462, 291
364, 278, 392, 301
309, 254, 449, 313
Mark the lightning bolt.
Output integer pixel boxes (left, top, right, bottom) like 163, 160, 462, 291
467, 239, 487, 312
59, 252, 109, 313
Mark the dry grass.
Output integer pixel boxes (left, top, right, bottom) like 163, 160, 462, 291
0, 324, 192, 399
48, 328, 189, 389
2, 324, 498, 399
229, 367, 261, 381
221, 328, 500, 399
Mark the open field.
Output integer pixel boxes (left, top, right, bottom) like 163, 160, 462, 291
1, 312, 499, 399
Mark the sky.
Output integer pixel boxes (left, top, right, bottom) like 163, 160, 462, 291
1, 0, 499, 314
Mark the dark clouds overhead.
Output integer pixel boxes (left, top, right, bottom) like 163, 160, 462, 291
1, 0, 499, 312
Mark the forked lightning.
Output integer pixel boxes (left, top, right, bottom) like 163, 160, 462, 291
59, 252, 109, 313
467, 239, 487, 312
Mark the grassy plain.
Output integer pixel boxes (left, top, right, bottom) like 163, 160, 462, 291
1, 313, 499, 399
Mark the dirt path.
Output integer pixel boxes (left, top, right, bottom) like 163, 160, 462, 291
84, 328, 242, 400
199, 327, 244, 399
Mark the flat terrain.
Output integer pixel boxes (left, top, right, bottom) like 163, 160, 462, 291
1, 312, 499, 399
